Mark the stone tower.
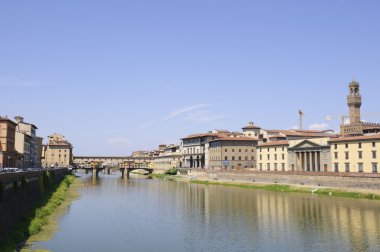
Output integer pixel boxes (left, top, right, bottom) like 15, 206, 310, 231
347, 80, 362, 124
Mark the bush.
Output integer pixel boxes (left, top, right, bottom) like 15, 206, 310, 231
165, 168, 178, 175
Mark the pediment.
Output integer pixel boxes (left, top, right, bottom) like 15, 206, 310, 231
291, 140, 322, 149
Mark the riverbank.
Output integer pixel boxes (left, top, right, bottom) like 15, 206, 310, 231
0, 175, 77, 252
189, 178, 380, 200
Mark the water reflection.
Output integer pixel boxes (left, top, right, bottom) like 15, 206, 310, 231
36, 175, 380, 252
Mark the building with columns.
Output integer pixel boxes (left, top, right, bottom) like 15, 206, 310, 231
287, 138, 332, 172
181, 130, 236, 169
257, 138, 333, 172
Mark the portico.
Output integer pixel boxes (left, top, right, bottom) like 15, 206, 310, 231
288, 138, 331, 172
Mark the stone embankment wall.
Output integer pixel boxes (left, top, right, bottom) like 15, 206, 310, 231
186, 169, 380, 191
0, 169, 69, 241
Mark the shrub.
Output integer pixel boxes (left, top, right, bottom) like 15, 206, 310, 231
165, 168, 178, 175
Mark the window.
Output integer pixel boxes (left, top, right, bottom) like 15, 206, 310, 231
245, 149, 248, 153
372, 163, 378, 173
259, 163, 263, 170
239, 156, 242, 161
260, 149, 262, 153
358, 163, 363, 173
239, 149, 241, 153
225, 156, 228, 161
282, 154, 285, 160
275, 148, 277, 151
358, 151, 362, 159
373, 142, 376, 148
334, 144, 337, 150
345, 163, 350, 172
267, 154, 270, 160
232, 149, 235, 152
358, 143, 362, 149
282, 163, 285, 171
245, 156, 248, 161
251, 157, 254, 161
275, 154, 277, 161
345, 152, 349, 160
260, 155, 262, 160
334, 152, 338, 159
232, 156, 235, 161
372, 151, 377, 159
334, 163, 339, 172
282, 147, 285, 151
345, 144, 349, 149
267, 163, 270, 171
274, 163, 278, 171
225, 149, 227, 152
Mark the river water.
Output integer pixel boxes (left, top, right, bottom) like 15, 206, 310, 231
31, 173, 380, 252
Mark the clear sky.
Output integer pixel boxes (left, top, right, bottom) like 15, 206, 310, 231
1, 0, 380, 156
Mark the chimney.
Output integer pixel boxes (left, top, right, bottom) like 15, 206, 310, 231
14, 116, 24, 124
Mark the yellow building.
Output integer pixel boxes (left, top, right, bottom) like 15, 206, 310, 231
43, 133, 73, 168
257, 141, 289, 171
330, 135, 380, 173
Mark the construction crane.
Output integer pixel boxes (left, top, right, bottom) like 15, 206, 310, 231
299, 110, 305, 130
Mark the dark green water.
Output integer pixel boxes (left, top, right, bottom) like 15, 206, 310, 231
32, 173, 380, 252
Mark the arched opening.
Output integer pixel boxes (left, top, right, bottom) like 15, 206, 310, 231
190, 156, 194, 168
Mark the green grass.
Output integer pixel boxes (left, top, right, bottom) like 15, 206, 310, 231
0, 175, 76, 252
191, 180, 380, 200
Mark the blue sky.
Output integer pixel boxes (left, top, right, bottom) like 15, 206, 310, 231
1, 0, 380, 155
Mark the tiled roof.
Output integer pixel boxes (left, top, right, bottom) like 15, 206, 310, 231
329, 134, 380, 142
257, 141, 289, 147
210, 136, 258, 142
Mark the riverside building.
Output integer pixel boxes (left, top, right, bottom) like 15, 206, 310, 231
43, 133, 73, 168
0, 116, 17, 168
330, 135, 380, 173
207, 136, 258, 170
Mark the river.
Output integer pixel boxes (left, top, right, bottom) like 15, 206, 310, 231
30, 173, 380, 252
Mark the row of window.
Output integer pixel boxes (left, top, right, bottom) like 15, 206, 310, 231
259, 163, 286, 171
334, 163, 378, 173
334, 142, 377, 149
215, 156, 255, 161
259, 154, 286, 161
334, 151, 377, 160
259, 147, 286, 152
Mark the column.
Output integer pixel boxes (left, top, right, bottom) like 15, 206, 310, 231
317, 152, 321, 172
303, 152, 307, 172
313, 152, 317, 172
296, 152, 299, 171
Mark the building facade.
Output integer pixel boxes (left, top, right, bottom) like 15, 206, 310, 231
152, 144, 181, 169
257, 141, 289, 172
287, 138, 332, 172
181, 130, 232, 169
0, 117, 17, 168
207, 137, 258, 170
330, 135, 380, 173
43, 134, 73, 168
